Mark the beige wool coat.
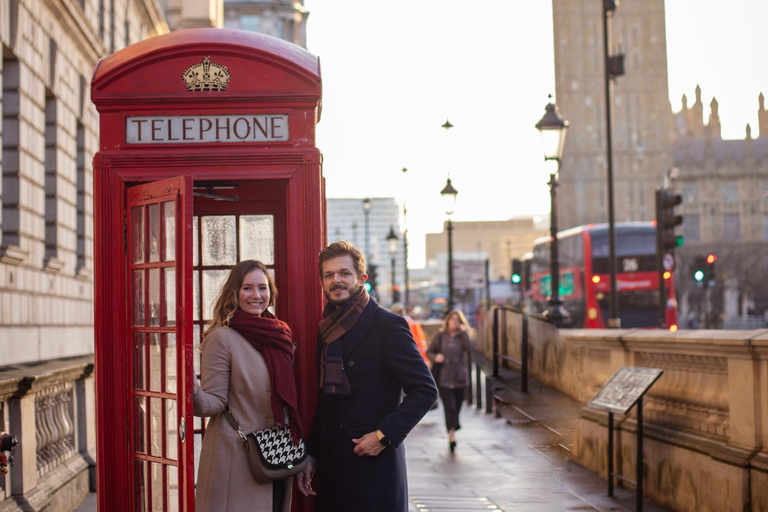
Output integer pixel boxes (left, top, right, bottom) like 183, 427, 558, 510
193, 326, 292, 512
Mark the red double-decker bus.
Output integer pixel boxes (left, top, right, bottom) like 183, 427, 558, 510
527, 222, 678, 329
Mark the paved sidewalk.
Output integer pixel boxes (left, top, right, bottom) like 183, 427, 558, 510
75, 361, 673, 512
404, 360, 673, 512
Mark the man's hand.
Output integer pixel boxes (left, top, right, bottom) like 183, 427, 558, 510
352, 432, 385, 457
434, 353, 446, 363
296, 459, 316, 497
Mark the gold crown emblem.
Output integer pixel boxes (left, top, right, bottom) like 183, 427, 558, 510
182, 56, 231, 92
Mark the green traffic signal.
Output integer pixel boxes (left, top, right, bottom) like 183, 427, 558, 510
364, 282, 372, 292
511, 274, 521, 284
694, 270, 704, 282
675, 235, 684, 247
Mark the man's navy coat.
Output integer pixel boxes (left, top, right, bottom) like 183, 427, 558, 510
308, 299, 438, 512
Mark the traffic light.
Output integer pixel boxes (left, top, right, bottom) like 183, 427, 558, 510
705, 253, 716, 281
692, 255, 707, 282
655, 188, 684, 253
392, 285, 401, 304
367, 264, 378, 294
511, 259, 522, 285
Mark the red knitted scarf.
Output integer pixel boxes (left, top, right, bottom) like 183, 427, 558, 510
228, 310, 303, 442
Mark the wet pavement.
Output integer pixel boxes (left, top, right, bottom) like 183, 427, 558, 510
404, 357, 674, 512
75, 358, 674, 512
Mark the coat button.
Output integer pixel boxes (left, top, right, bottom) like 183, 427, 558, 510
348, 360, 355, 367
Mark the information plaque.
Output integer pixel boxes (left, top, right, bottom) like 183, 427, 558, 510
587, 366, 663, 415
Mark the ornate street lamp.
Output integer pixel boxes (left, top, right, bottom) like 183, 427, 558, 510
401, 167, 410, 309
440, 177, 458, 311
535, 100, 571, 327
386, 225, 399, 305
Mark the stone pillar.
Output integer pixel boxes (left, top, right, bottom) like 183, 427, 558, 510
8, 394, 36, 496
727, 356, 762, 450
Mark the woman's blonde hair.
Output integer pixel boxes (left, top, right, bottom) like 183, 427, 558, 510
204, 260, 277, 337
441, 309, 471, 333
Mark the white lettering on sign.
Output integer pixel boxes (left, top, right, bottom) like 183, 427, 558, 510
126, 115, 290, 144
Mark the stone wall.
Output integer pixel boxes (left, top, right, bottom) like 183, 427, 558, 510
481, 308, 768, 511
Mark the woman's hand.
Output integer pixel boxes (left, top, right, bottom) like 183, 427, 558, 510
296, 459, 316, 497
434, 353, 446, 363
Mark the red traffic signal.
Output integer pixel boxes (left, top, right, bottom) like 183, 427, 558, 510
706, 254, 716, 264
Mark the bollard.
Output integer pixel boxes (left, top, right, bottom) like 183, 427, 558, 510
475, 361, 483, 410
492, 308, 499, 377
466, 355, 473, 405
521, 314, 529, 393
485, 375, 495, 414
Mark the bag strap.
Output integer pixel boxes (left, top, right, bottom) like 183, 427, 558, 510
222, 408, 248, 443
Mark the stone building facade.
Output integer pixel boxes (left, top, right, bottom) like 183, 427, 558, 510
223, 0, 308, 48
672, 88, 768, 324
552, 0, 673, 228
0, 0, 166, 510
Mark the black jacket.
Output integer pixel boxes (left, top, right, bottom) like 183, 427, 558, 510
308, 299, 437, 512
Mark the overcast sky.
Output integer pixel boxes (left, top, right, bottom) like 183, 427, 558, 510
303, 0, 768, 267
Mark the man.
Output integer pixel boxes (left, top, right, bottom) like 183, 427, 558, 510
298, 241, 437, 511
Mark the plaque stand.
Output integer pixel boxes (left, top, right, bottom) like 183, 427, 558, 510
587, 367, 664, 512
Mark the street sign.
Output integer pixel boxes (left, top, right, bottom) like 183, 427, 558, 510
662, 252, 675, 271
452, 260, 487, 289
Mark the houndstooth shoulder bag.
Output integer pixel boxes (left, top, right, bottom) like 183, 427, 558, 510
223, 407, 307, 483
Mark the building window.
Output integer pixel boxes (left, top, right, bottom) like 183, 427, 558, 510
275, 18, 285, 39
723, 214, 740, 242
240, 14, 260, 33
683, 215, 700, 242
721, 181, 739, 204
763, 213, 768, 241
683, 182, 698, 205
762, 182, 768, 202
2, 55, 21, 247
45, 90, 59, 262
77, 122, 87, 270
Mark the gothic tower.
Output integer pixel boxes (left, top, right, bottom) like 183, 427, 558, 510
552, 0, 673, 228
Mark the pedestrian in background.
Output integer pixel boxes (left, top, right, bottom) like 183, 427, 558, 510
391, 302, 429, 364
427, 309, 473, 453
193, 260, 302, 512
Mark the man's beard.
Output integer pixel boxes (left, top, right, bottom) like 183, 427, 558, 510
324, 283, 361, 307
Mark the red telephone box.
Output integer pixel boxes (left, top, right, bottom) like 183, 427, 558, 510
91, 28, 324, 511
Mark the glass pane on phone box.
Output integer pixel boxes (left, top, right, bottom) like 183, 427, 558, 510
194, 432, 203, 484
149, 398, 162, 458
134, 333, 146, 391
192, 216, 199, 266
203, 270, 229, 321
149, 204, 160, 263
149, 333, 162, 392
165, 399, 177, 460
167, 465, 179, 512
131, 207, 145, 264
133, 270, 145, 327
164, 268, 176, 326
240, 215, 275, 264
133, 396, 146, 454
133, 458, 147, 512
162, 201, 175, 262
193, 271, 200, 322
165, 333, 177, 393
150, 462, 163, 512
202, 216, 236, 265
149, 268, 160, 327
193, 326, 202, 375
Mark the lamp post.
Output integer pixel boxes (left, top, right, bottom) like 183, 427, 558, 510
362, 197, 372, 259
603, 0, 625, 328
401, 167, 410, 309
440, 177, 458, 311
386, 225, 399, 305
536, 100, 571, 327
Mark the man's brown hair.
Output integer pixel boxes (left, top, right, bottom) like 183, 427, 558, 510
318, 241, 366, 278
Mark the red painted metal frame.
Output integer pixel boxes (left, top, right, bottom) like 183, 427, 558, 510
92, 29, 323, 512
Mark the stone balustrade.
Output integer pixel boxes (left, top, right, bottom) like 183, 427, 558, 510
479, 308, 768, 512
0, 356, 95, 512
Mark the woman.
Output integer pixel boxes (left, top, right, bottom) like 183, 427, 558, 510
193, 260, 302, 512
427, 309, 473, 453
